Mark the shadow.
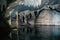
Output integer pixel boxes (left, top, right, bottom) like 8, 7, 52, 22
0, 8, 11, 40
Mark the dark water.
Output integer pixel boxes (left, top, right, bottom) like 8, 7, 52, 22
10, 25, 60, 40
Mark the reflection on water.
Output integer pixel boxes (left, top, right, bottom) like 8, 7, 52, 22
11, 25, 60, 40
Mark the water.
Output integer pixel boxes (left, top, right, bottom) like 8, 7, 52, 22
6, 0, 60, 40
10, 25, 60, 40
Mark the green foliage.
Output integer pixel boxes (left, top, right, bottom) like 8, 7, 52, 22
0, 0, 5, 3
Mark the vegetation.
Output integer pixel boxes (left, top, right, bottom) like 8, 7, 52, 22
0, 0, 5, 3
0, 0, 11, 40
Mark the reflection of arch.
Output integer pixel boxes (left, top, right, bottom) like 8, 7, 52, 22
35, 7, 60, 25
35, 9, 53, 25
35, 9, 60, 35
34, 9, 60, 40
35, 10, 60, 25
